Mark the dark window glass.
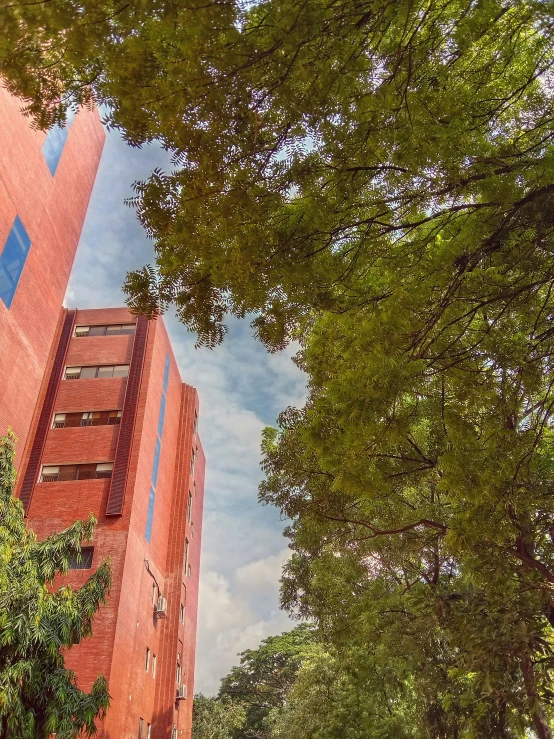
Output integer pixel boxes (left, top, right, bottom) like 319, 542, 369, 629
95, 464, 113, 479
2, 231, 26, 282
42, 125, 69, 176
76, 324, 136, 337
76, 464, 96, 480
91, 411, 106, 426
162, 354, 170, 392
151, 438, 161, 487
88, 325, 107, 336
0, 216, 31, 309
145, 486, 156, 543
0, 264, 15, 308
80, 366, 98, 379
187, 493, 192, 523
184, 539, 189, 572
157, 393, 166, 439
63, 412, 84, 427
69, 547, 94, 570
58, 465, 78, 481
40, 466, 59, 482
54, 410, 121, 427
108, 410, 122, 425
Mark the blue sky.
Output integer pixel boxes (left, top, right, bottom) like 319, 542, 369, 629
64, 130, 306, 694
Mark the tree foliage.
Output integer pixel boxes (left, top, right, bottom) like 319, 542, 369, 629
192, 694, 246, 739
268, 646, 423, 739
1, 0, 553, 348
218, 624, 318, 739
0, 432, 111, 738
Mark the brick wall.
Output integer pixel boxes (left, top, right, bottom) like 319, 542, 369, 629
0, 89, 105, 464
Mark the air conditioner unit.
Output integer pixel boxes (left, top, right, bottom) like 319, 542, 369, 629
177, 684, 187, 700
156, 596, 168, 616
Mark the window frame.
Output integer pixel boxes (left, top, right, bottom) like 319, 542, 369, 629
68, 547, 94, 570
0, 216, 32, 309
64, 365, 129, 380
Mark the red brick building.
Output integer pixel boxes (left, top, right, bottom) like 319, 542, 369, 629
0, 87, 105, 463
17, 307, 205, 739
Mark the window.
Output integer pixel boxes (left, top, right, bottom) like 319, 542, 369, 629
39, 462, 113, 482
188, 565, 191, 579
190, 449, 195, 476
152, 654, 157, 678
176, 659, 182, 685
145, 648, 151, 672
52, 410, 122, 428
64, 365, 129, 380
184, 539, 189, 574
74, 324, 136, 337
0, 216, 32, 309
152, 439, 161, 488
108, 410, 123, 425
39, 466, 60, 483
194, 481, 196, 497
179, 603, 184, 623
95, 463, 113, 479
147, 724, 151, 739
145, 485, 156, 543
157, 394, 167, 439
69, 547, 94, 570
193, 410, 198, 437
53, 413, 66, 429
42, 110, 74, 176
138, 718, 144, 739
187, 492, 193, 523
152, 583, 157, 607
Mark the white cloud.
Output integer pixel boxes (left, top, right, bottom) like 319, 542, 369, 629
196, 550, 293, 695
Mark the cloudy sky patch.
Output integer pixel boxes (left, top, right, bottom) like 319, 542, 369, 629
65, 129, 306, 695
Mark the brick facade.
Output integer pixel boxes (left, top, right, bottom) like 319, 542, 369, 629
0, 87, 105, 464
19, 308, 204, 739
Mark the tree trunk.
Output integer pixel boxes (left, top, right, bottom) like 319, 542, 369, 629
498, 699, 512, 739
520, 654, 552, 739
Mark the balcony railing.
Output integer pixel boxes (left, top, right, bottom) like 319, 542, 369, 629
95, 471, 113, 479
40, 474, 59, 483
53, 422, 65, 429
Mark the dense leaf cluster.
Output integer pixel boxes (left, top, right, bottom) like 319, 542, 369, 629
0, 433, 111, 738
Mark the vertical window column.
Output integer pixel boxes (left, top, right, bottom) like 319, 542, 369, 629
145, 355, 170, 542
0, 217, 32, 309
42, 109, 75, 176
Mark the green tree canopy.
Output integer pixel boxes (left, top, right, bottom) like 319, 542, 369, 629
267, 646, 424, 739
1, 0, 553, 349
0, 432, 111, 738
219, 624, 318, 739
192, 694, 246, 739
